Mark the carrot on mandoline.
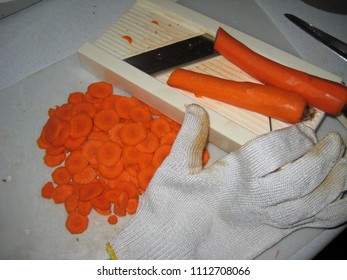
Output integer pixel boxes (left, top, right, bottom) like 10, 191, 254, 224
52, 166, 71, 185
129, 106, 153, 124
72, 165, 97, 184
152, 144, 172, 168
72, 102, 97, 118
65, 150, 89, 174
52, 184, 75, 204
96, 141, 122, 167
43, 152, 66, 167
82, 140, 104, 165
66, 210, 89, 234
87, 81, 113, 99
107, 215, 118, 225
119, 122, 147, 146
138, 166, 156, 192
94, 109, 120, 131
69, 113, 93, 138
114, 96, 139, 119
150, 117, 172, 138
68, 92, 84, 104
41, 182, 55, 199
214, 27, 347, 115
98, 160, 124, 180
126, 197, 139, 215
65, 194, 78, 213
135, 131, 159, 153
167, 68, 311, 124
78, 181, 105, 201
77, 200, 93, 216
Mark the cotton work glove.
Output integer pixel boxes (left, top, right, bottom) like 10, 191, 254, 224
107, 104, 347, 259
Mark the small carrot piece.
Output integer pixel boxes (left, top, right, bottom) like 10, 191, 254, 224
119, 122, 147, 146
46, 145, 66, 156
138, 152, 153, 169
55, 103, 74, 121
129, 106, 152, 124
50, 120, 71, 147
202, 147, 210, 166
88, 131, 109, 142
72, 165, 97, 184
66, 211, 89, 234
116, 181, 138, 199
65, 150, 88, 174
94, 109, 120, 131
68, 92, 84, 104
87, 81, 113, 99
117, 191, 129, 209
37, 130, 50, 150
126, 197, 139, 215
42, 116, 62, 144
108, 123, 124, 144
52, 166, 71, 185
82, 140, 103, 165
43, 152, 66, 167
122, 35, 133, 44
214, 27, 347, 115
52, 184, 75, 204
114, 96, 138, 119
167, 68, 310, 124
65, 194, 78, 213
102, 95, 120, 110
72, 102, 97, 118
152, 144, 172, 168
107, 215, 118, 225
96, 141, 122, 167
41, 182, 55, 199
138, 166, 156, 192
114, 205, 126, 216
121, 146, 139, 166
64, 136, 86, 151
98, 160, 124, 180
77, 200, 93, 216
91, 192, 111, 210
135, 131, 159, 153
160, 131, 178, 145
94, 207, 112, 216
69, 113, 93, 138
150, 117, 171, 138
78, 181, 105, 201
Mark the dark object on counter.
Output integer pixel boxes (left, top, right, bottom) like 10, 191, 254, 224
302, 0, 347, 15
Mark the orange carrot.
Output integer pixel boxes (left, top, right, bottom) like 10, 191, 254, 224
88, 131, 109, 142
55, 103, 74, 121
129, 106, 152, 124
68, 92, 84, 104
65, 194, 78, 213
108, 123, 124, 144
69, 113, 93, 138
102, 95, 120, 110
98, 161, 124, 180
202, 147, 210, 166
46, 145, 66, 156
160, 131, 178, 145
77, 200, 93, 216
66, 211, 89, 234
72, 102, 97, 118
50, 120, 71, 147
107, 215, 118, 225
114, 205, 126, 216
91, 193, 111, 210
117, 191, 129, 209
152, 144, 172, 168
214, 27, 347, 115
94, 109, 120, 131
42, 116, 62, 144
96, 141, 122, 167
150, 117, 171, 138
122, 35, 133, 44
52, 184, 75, 204
78, 181, 105, 201
51, 166, 71, 185
65, 150, 88, 174
82, 140, 103, 165
126, 197, 139, 215
114, 96, 138, 119
167, 68, 310, 124
87, 81, 113, 99
64, 136, 86, 151
138, 166, 156, 192
94, 207, 112, 216
43, 152, 66, 167
121, 146, 139, 166
72, 165, 97, 184
119, 122, 147, 146
37, 131, 50, 150
135, 131, 159, 153
138, 153, 153, 169
116, 181, 138, 199
41, 182, 55, 199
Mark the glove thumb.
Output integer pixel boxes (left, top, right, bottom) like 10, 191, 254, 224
165, 104, 209, 174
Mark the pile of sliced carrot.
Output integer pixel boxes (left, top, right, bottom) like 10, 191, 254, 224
37, 81, 210, 234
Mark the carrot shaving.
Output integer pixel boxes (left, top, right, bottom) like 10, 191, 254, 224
126, 197, 139, 215
121, 35, 133, 44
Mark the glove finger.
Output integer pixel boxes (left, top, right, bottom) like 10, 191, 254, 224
263, 155, 347, 228
259, 132, 345, 205
165, 103, 209, 174
224, 123, 317, 177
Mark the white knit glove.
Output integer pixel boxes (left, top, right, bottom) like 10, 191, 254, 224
108, 104, 347, 259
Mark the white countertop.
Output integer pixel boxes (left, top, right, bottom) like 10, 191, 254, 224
0, 0, 346, 259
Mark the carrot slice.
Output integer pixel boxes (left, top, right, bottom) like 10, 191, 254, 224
41, 182, 55, 199
135, 131, 159, 153
129, 106, 152, 124
87, 81, 113, 99
214, 27, 347, 115
98, 160, 124, 180
108, 123, 124, 144
152, 144, 172, 168
96, 141, 122, 167
94, 109, 120, 131
117, 191, 129, 209
114, 205, 126, 216
121, 146, 139, 166
119, 122, 147, 146
43, 152, 66, 167
94, 207, 112, 216
138, 153, 153, 169
114, 96, 138, 119
64, 136, 86, 151
78, 200, 93, 216
82, 140, 103, 165
102, 95, 120, 110
107, 215, 118, 225
55, 103, 74, 121
202, 147, 210, 166
72, 102, 97, 118
167, 68, 310, 124
88, 131, 109, 142
52, 184, 75, 204
150, 117, 171, 138
65, 194, 78, 213
43, 116, 62, 144
138, 166, 156, 192
78, 182, 105, 201
70, 113, 93, 138
72, 165, 96, 184
65, 150, 88, 174
160, 131, 178, 145
66, 211, 89, 234
116, 181, 138, 198
68, 92, 84, 104
91, 192, 111, 210
46, 145, 66, 156
126, 197, 139, 215
52, 166, 71, 185
37, 130, 50, 150
50, 120, 71, 147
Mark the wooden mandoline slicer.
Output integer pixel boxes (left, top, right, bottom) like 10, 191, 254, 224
78, 0, 337, 152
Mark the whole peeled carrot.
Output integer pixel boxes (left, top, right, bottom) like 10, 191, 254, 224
167, 68, 312, 124
214, 27, 347, 115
